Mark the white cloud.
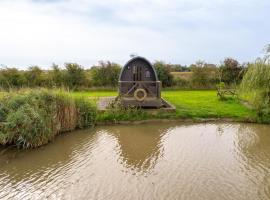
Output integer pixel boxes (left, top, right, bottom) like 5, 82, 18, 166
0, 0, 269, 68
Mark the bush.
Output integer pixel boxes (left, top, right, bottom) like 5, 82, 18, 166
3, 104, 52, 148
153, 61, 174, 87
0, 67, 27, 89
220, 58, 244, 85
190, 61, 219, 89
0, 89, 97, 148
64, 63, 86, 90
25, 66, 47, 87
49, 64, 65, 87
91, 61, 121, 87
173, 77, 190, 88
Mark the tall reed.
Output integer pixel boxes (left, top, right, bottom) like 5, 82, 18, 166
0, 89, 97, 149
240, 61, 270, 121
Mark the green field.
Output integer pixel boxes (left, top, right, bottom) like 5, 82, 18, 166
170, 71, 193, 80
72, 90, 255, 120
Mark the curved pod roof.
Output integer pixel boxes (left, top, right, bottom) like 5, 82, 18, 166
119, 56, 159, 82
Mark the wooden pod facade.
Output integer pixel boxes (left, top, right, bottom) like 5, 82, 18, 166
119, 57, 163, 108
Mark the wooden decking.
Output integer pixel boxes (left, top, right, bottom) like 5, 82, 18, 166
97, 97, 116, 111
97, 96, 176, 113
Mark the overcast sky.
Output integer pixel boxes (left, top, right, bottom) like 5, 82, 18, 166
0, 0, 269, 68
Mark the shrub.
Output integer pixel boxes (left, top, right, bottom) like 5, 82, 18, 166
153, 61, 174, 87
64, 63, 86, 90
191, 61, 219, 89
49, 64, 65, 87
91, 61, 121, 87
220, 58, 244, 85
25, 66, 47, 87
3, 104, 52, 148
0, 67, 27, 89
173, 77, 190, 88
0, 89, 97, 148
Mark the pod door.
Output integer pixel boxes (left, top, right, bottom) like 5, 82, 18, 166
133, 65, 143, 82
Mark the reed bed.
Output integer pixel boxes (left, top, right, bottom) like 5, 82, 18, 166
0, 89, 96, 149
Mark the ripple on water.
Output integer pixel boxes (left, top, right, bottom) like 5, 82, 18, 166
0, 122, 270, 200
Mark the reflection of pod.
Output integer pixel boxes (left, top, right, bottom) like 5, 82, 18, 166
105, 123, 167, 173
134, 88, 147, 101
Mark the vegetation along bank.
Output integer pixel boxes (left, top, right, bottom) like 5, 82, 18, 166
0, 90, 96, 149
1, 52, 270, 149
0, 88, 259, 149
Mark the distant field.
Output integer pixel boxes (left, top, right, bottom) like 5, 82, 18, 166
170, 72, 193, 80
72, 90, 254, 120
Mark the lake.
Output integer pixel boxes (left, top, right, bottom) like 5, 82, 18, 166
0, 122, 270, 200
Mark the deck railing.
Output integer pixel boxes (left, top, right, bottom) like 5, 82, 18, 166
119, 81, 161, 98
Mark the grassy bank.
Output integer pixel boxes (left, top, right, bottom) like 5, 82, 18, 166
73, 90, 255, 121
0, 90, 96, 148
0, 89, 256, 149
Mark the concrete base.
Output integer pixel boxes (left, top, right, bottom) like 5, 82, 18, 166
120, 97, 163, 108
97, 96, 176, 113
97, 97, 116, 111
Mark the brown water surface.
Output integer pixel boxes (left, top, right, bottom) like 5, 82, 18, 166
0, 122, 270, 200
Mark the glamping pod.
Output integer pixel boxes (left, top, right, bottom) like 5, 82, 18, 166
118, 56, 163, 108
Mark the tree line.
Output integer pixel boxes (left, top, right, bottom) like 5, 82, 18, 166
0, 58, 244, 90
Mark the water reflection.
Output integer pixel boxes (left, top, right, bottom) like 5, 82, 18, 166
103, 123, 169, 173
0, 122, 270, 200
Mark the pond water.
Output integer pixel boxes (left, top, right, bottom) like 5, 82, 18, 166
0, 122, 270, 200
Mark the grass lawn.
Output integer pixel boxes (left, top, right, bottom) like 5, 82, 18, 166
72, 90, 255, 120
162, 90, 254, 119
